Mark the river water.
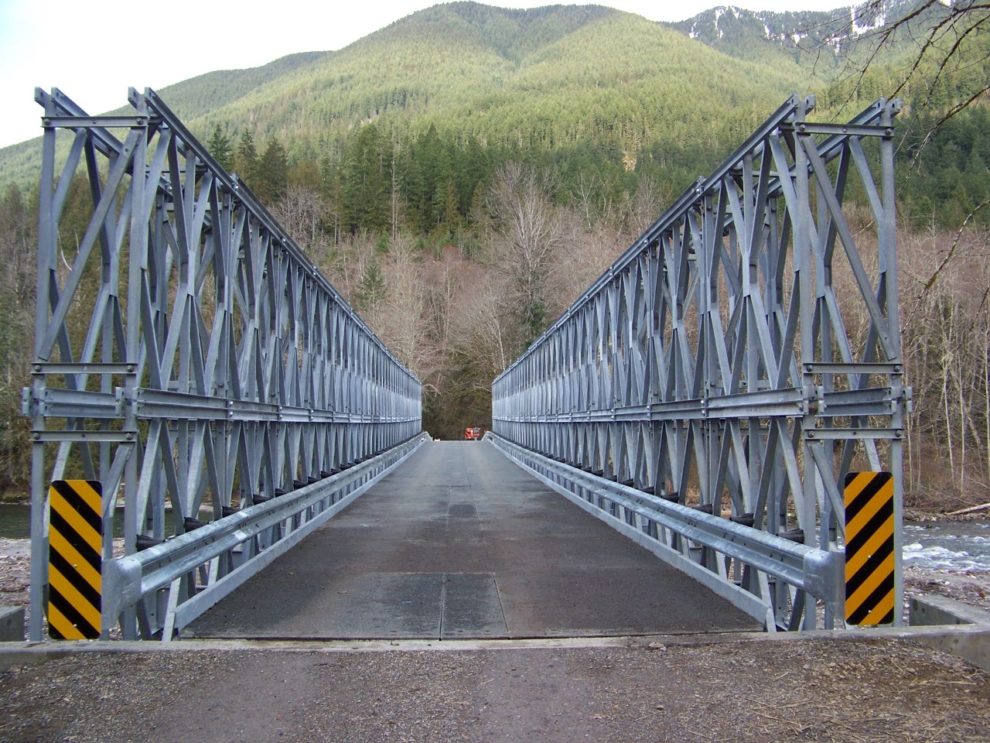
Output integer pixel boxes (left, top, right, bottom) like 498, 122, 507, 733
0, 503, 127, 538
904, 520, 990, 573
0, 504, 212, 540
3, 503, 989, 572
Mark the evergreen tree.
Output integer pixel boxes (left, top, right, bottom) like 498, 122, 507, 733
257, 137, 289, 205
435, 177, 460, 232
400, 124, 460, 233
357, 258, 386, 311
234, 129, 260, 189
207, 124, 233, 172
340, 125, 390, 235
290, 141, 323, 192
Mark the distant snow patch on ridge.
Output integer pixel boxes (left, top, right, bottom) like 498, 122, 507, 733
713, 6, 725, 39
851, 4, 886, 35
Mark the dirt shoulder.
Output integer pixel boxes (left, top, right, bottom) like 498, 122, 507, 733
1, 636, 987, 742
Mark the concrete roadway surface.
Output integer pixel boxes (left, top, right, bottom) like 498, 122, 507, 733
188, 439, 758, 640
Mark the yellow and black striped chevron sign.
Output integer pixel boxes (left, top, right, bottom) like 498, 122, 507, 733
48, 480, 102, 640
844, 471, 895, 626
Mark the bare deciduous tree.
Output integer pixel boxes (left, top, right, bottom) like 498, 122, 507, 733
899, 222, 990, 505
488, 162, 564, 345
272, 185, 331, 254
373, 237, 431, 376
0, 185, 35, 489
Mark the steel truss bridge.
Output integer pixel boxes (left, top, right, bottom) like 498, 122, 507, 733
25, 88, 422, 641
493, 95, 906, 631
25, 88, 905, 641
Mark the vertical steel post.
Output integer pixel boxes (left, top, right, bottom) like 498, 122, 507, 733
880, 101, 905, 626
28, 91, 58, 642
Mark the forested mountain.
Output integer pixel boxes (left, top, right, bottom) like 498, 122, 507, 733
0, 3, 811, 192
2, 0, 982, 216
0, 1, 980, 193
0, 1, 988, 505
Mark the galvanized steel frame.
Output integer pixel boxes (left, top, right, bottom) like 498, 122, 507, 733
25, 88, 422, 640
492, 96, 906, 630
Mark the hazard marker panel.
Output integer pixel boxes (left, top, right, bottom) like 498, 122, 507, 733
48, 480, 102, 640
844, 472, 894, 626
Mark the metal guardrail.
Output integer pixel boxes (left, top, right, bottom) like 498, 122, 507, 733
104, 434, 428, 640
488, 433, 841, 629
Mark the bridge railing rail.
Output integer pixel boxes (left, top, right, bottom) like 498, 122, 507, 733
25, 88, 422, 640
492, 95, 905, 630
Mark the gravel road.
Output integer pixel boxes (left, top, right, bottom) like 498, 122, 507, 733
1, 636, 988, 742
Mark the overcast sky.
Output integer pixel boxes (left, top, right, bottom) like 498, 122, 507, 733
0, 0, 851, 149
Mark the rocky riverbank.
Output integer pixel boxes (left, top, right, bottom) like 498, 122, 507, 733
0, 539, 28, 613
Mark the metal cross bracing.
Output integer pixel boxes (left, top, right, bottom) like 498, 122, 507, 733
491, 95, 907, 631
25, 88, 422, 640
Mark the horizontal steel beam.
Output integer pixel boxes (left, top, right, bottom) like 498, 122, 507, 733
494, 385, 899, 423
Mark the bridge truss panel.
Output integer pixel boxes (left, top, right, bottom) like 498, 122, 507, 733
492, 96, 905, 630
25, 88, 422, 640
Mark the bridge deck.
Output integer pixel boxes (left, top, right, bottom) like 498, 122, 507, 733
188, 441, 758, 639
